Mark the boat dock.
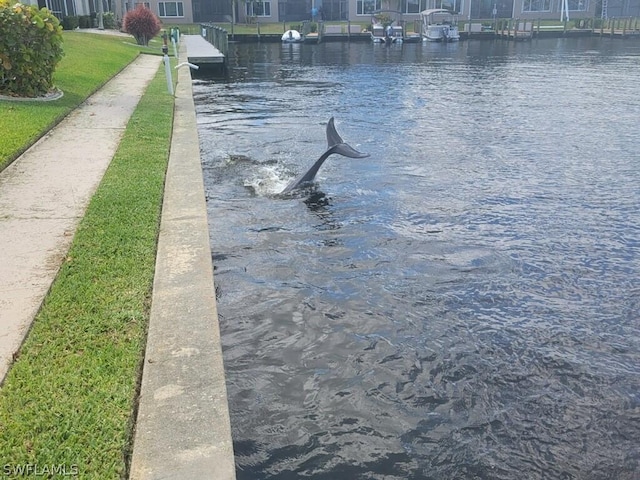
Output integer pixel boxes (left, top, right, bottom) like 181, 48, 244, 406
493, 20, 534, 40
191, 17, 639, 49
183, 34, 225, 71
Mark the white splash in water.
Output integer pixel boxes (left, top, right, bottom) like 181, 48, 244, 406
244, 164, 293, 196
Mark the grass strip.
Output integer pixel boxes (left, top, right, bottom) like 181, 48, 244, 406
0, 31, 165, 172
0, 57, 174, 478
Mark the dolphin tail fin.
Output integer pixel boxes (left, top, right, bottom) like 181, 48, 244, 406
326, 117, 370, 158
330, 143, 370, 159
326, 117, 344, 147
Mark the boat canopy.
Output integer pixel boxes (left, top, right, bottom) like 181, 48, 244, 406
371, 9, 404, 24
372, 9, 404, 16
420, 8, 455, 16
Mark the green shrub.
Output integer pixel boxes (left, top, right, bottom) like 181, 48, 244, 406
123, 5, 161, 45
62, 15, 79, 29
0, 1, 64, 97
103, 12, 116, 29
78, 14, 92, 28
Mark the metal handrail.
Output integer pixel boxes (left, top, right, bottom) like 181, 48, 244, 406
200, 23, 229, 56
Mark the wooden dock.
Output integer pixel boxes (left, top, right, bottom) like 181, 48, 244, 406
183, 35, 225, 69
497, 29, 533, 40
495, 20, 533, 40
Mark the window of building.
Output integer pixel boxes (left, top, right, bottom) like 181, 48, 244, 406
522, 0, 550, 12
567, 0, 587, 10
159, 1, 184, 16
471, 0, 513, 18
438, 0, 462, 14
246, 1, 272, 16
124, 2, 150, 12
404, 0, 428, 14
357, 0, 381, 15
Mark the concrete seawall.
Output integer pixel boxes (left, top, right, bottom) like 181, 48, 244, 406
129, 45, 236, 479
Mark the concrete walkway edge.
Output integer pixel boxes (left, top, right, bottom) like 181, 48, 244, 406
128, 46, 236, 479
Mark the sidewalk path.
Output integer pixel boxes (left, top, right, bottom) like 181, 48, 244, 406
0, 54, 161, 382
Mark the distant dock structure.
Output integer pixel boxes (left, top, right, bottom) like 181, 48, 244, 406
184, 30, 226, 74
182, 18, 639, 48
493, 19, 534, 40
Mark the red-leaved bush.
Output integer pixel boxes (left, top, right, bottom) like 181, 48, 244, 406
123, 5, 161, 46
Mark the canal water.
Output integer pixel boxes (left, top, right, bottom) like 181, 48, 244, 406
193, 37, 640, 479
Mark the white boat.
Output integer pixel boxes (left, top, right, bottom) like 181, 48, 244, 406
370, 10, 404, 44
371, 23, 403, 44
420, 9, 460, 42
281, 30, 302, 43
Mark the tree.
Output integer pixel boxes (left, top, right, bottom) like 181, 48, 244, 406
123, 5, 162, 46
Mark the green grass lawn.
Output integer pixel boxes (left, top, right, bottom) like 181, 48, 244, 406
0, 35, 174, 478
0, 31, 166, 172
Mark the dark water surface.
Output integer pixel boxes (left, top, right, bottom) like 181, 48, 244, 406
193, 38, 640, 479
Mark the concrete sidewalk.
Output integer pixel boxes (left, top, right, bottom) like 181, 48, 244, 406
0, 42, 235, 478
0, 54, 161, 382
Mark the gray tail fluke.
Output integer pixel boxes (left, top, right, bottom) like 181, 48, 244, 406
280, 118, 369, 194
326, 117, 344, 147
326, 117, 370, 158
330, 143, 370, 159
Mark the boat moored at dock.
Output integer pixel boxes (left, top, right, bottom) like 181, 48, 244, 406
370, 10, 408, 44
281, 29, 302, 43
371, 23, 404, 43
421, 8, 460, 42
